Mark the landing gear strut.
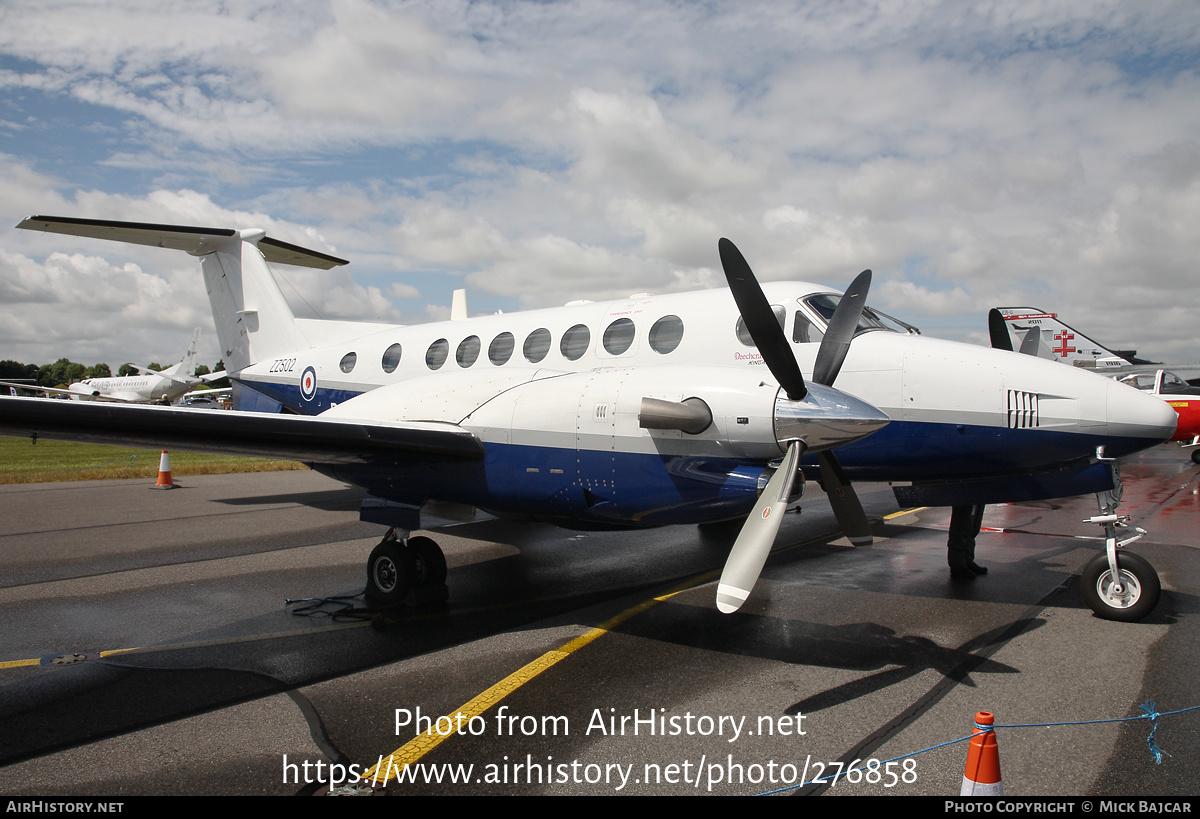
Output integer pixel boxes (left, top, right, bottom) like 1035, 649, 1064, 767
1081, 451, 1160, 622
366, 529, 449, 608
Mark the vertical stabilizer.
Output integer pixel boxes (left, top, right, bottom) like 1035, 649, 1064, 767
199, 230, 313, 373
989, 307, 1136, 371
160, 328, 202, 377
16, 216, 349, 378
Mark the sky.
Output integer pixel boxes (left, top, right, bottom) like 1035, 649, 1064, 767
0, 0, 1198, 370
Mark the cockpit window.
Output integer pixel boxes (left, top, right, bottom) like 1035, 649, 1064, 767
735, 305, 786, 347
1117, 373, 1157, 392
1159, 372, 1195, 395
792, 312, 824, 344
802, 294, 920, 336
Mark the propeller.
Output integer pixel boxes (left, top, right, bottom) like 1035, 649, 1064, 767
715, 238, 885, 613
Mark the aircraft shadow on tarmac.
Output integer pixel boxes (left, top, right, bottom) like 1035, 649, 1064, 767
211, 487, 364, 512
3, 492, 1188, 770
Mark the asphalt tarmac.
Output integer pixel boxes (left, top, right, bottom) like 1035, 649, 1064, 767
0, 446, 1197, 797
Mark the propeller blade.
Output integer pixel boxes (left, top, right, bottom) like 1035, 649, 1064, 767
812, 269, 872, 387
987, 309, 1013, 351
719, 238, 807, 401
716, 439, 804, 613
818, 451, 873, 545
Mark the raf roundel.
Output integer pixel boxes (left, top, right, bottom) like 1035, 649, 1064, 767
300, 366, 317, 402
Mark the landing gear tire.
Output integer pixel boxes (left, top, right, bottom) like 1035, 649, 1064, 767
1191, 448, 1200, 465
367, 539, 415, 607
408, 536, 448, 587
1081, 551, 1160, 622
407, 535, 450, 605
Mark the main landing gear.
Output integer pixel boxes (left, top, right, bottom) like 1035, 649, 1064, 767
366, 529, 448, 608
1081, 453, 1160, 622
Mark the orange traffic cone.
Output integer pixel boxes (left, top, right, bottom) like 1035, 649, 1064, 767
961, 711, 1002, 796
151, 450, 177, 489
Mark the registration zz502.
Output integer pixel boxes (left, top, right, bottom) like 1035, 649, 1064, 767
803, 757, 917, 788
269, 358, 297, 373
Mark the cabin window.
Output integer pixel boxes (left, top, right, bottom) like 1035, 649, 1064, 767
602, 318, 635, 355
735, 305, 785, 346
426, 339, 449, 370
792, 313, 823, 344
489, 332, 515, 365
561, 324, 591, 361
381, 343, 402, 373
649, 315, 684, 354
339, 352, 357, 373
457, 335, 481, 368
524, 328, 551, 363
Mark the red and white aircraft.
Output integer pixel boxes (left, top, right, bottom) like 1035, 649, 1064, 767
991, 307, 1199, 464
0, 216, 1180, 621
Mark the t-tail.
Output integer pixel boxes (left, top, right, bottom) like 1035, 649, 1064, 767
17, 216, 349, 399
156, 328, 203, 378
988, 307, 1148, 372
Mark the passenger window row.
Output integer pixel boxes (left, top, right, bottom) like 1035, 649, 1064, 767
337, 315, 686, 374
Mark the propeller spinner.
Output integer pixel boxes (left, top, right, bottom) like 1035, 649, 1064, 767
715, 239, 888, 613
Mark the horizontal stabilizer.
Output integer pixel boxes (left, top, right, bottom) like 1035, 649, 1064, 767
0, 397, 482, 463
18, 215, 348, 270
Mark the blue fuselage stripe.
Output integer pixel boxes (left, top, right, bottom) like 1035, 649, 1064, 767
245, 378, 1157, 526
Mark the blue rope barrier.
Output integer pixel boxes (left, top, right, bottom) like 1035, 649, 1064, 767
759, 698, 1199, 795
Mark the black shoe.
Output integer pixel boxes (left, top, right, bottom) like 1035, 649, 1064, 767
968, 562, 988, 575
950, 565, 976, 579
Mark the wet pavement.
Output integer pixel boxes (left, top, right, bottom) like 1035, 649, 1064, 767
0, 445, 1196, 796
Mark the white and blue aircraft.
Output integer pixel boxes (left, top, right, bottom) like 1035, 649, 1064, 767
0, 216, 1179, 621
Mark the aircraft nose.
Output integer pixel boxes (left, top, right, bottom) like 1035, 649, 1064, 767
1106, 378, 1178, 442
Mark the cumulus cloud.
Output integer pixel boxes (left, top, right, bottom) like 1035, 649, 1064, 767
1, 0, 1199, 365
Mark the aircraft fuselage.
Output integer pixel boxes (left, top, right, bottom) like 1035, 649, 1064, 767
230, 282, 1176, 527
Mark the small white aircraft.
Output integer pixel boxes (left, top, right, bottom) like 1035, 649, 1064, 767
0, 328, 225, 404
0, 216, 1180, 621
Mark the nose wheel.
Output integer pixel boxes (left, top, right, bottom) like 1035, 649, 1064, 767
1081, 459, 1160, 622
366, 530, 449, 607
1081, 551, 1159, 622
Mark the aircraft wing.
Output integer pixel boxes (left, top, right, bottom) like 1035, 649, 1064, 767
0, 381, 149, 403
0, 380, 58, 397
0, 397, 482, 463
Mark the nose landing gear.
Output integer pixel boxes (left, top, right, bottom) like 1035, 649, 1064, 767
366, 529, 449, 608
1081, 453, 1160, 622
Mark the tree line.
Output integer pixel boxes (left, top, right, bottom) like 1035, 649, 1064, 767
0, 358, 228, 389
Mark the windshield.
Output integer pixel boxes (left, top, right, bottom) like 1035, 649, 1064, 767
802, 294, 920, 336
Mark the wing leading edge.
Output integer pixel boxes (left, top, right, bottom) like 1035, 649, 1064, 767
0, 397, 482, 463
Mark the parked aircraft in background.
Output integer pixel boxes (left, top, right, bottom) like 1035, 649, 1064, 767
990, 307, 1199, 464
988, 307, 1200, 383
0, 329, 225, 404
0, 216, 1179, 621
1114, 370, 1200, 464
